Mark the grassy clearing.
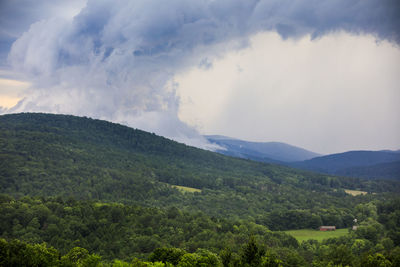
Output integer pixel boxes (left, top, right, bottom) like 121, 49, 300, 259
284, 228, 349, 243
171, 185, 202, 193
344, 189, 368, 196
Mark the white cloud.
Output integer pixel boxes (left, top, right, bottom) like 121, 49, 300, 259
176, 32, 400, 154
3, 0, 400, 152
0, 78, 30, 108
0, 0, 87, 66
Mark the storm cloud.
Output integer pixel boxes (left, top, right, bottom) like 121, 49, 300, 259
4, 0, 400, 149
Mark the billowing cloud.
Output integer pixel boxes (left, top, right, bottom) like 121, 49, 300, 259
176, 32, 400, 154
4, 0, 400, 149
0, 0, 86, 66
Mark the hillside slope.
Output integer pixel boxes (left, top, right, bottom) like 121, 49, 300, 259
335, 160, 400, 180
205, 135, 320, 163
1, 113, 399, 230
290, 151, 400, 180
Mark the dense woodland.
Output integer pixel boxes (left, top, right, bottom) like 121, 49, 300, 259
289, 151, 400, 181
1, 113, 400, 266
1, 196, 399, 266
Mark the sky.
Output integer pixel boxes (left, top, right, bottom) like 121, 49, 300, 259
0, 0, 399, 154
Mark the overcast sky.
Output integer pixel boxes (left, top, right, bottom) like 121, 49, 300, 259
0, 0, 399, 154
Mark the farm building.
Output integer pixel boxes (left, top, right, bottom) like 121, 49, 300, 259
319, 226, 336, 231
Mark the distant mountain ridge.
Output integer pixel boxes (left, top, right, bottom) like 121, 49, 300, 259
290, 150, 400, 180
205, 135, 321, 163
335, 161, 400, 180
206, 135, 400, 181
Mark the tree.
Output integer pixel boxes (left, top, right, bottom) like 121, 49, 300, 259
240, 236, 265, 267
220, 248, 232, 267
193, 249, 221, 266
149, 247, 186, 265
260, 252, 282, 267
327, 244, 355, 267
176, 249, 222, 267
361, 253, 392, 267
0, 239, 59, 267
61, 246, 101, 267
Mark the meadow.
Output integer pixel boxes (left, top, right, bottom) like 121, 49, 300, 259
344, 189, 368, 196
171, 185, 202, 193
284, 228, 349, 242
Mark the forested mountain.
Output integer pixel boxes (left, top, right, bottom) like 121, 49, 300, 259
1, 113, 399, 225
334, 161, 400, 180
290, 151, 400, 181
206, 135, 400, 181
1, 113, 400, 266
205, 135, 320, 163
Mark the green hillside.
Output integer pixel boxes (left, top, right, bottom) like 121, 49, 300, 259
0, 195, 297, 261
290, 151, 400, 180
1, 113, 400, 266
0, 113, 399, 231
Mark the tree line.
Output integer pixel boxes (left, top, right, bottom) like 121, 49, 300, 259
1, 195, 399, 266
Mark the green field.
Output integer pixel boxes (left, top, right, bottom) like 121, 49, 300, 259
284, 228, 349, 242
344, 189, 368, 196
171, 185, 202, 193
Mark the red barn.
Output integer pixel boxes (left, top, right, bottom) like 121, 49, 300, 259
319, 226, 336, 231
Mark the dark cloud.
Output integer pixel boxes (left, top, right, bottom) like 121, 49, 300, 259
3, 0, 400, 148
0, 0, 86, 66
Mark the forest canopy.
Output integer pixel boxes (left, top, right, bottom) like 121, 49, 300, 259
1, 113, 399, 266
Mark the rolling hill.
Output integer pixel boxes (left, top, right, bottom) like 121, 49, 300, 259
205, 135, 400, 181
205, 135, 321, 163
290, 151, 400, 180
336, 160, 400, 180
1, 113, 399, 231
1, 113, 400, 265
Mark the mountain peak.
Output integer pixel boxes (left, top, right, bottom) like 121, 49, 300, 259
205, 135, 321, 163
